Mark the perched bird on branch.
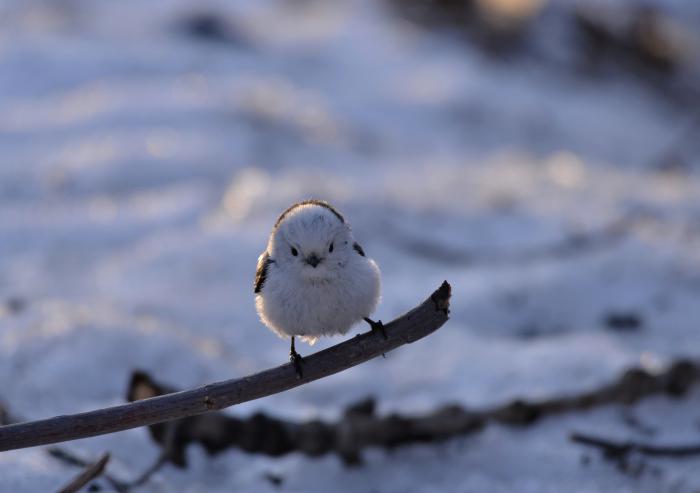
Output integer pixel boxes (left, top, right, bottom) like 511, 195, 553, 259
255, 200, 382, 377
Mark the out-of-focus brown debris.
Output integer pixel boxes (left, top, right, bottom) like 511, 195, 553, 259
387, 0, 545, 53
127, 371, 484, 466
176, 10, 250, 47
476, 0, 544, 34
574, 3, 695, 74
128, 359, 700, 466
389, 0, 699, 106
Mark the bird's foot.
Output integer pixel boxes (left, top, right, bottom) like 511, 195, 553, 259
290, 349, 304, 379
364, 317, 387, 340
289, 336, 305, 379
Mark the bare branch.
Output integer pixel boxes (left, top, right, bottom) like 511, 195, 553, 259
56, 452, 110, 493
0, 281, 451, 453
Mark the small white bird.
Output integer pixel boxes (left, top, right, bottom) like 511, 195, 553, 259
254, 200, 382, 377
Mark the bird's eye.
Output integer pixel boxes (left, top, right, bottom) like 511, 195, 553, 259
329, 242, 334, 253
291, 247, 298, 256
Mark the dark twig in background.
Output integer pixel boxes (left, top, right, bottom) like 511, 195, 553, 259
481, 359, 699, 425
0, 282, 451, 453
571, 432, 700, 459
570, 431, 700, 478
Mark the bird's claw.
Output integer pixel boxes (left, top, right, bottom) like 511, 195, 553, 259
364, 317, 387, 340
290, 350, 304, 379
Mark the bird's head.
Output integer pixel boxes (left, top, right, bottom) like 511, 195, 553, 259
269, 201, 354, 280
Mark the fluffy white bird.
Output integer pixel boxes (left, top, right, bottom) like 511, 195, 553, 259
254, 200, 382, 377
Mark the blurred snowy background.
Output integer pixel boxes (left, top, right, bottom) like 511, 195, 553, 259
1, 0, 700, 491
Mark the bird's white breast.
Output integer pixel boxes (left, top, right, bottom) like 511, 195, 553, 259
256, 256, 380, 344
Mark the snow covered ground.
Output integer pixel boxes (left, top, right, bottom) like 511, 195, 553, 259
1, 0, 700, 491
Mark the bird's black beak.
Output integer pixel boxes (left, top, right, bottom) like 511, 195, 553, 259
306, 254, 321, 268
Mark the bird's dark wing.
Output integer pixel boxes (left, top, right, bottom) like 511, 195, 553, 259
353, 242, 365, 257
254, 252, 274, 293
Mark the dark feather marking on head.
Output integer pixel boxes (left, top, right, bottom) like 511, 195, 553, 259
274, 200, 345, 229
254, 252, 274, 293
353, 242, 365, 257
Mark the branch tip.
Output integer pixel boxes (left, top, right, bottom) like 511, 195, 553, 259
431, 280, 451, 315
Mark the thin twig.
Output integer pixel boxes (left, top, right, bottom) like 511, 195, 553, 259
49, 448, 129, 492
56, 452, 110, 493
0, 281, 451, 453
49, 446, 168, 493
571, 432, 700, 458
